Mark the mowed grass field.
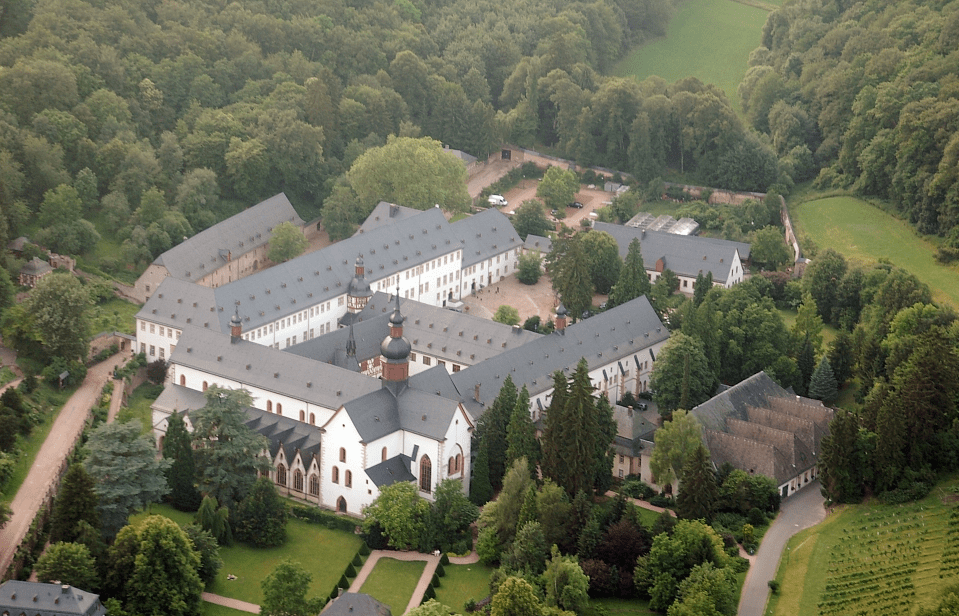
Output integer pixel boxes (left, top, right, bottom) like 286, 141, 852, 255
359, 558, 426, 614
791, 196, 959, 308
767, 475, 959, 616
434, 563, 495, 613
612, 0, 769, 113
131, 504, 363, 606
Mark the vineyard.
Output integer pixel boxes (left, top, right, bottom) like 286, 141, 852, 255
770, 481, 959, 616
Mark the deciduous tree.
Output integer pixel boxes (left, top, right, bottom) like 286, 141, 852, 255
260, 559, 326, 616
362, 481, 429, 550
233, 477, 288, 547
650, 332, 716, 417
25, 272, 91, 362
126, 516, 203, 616
34, 542, 100, 591
267, 220, 308, 263
512, 199, 551, 241
536, 166, 578, 210
649, 411, 703, 490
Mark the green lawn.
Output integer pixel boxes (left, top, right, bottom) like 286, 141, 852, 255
359, 558, 426, 614
776, 308, 838, 348
767, 474, 959, 616
434, 563, 494, 612
613, 0, 769, 114
89, 297, 141, 336
588, 597, 657, 615
791, 195, 959, 308
117, 382, 164, 432
132, 503, 363, 606
202, 603, 252, 616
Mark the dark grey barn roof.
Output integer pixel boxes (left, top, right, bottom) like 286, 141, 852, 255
450, 294, 668, 418
524, 234, 553, 253
169, 326, 379, 410
592, 222, 750, 283
451, 207, 523, 268
0, 581, 106, 616
154, 193, 303, 283
690, 371, 787, 432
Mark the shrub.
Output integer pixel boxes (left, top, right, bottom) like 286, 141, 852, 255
431, 572, 440, 587
435, 562, 445, 577
440, 553, 449, 566
465, 598, 477, 612
748, 507, 766, 527
622, 476, 655, 500
352, 553, 362, 567
768, 580, 780, 593
338, 574, 349, 589
359, 542, 371, 556
345, 562, 356, 578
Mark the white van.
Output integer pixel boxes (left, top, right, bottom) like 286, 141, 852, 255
488, 194, 508, 206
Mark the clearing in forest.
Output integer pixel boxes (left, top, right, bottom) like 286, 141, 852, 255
791, 195, 959, 309
612, 0, 769, 114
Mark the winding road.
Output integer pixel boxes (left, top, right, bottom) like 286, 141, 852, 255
738, 479, 829, 616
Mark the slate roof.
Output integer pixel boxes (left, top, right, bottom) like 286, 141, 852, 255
154, 193, 303, 283
321, 592, 392, 616
339, 383, 460, 443
354, 293, 542, 365
243, 406, 322, 465
153, 383, 209, 415
689, 372, 788, 432
0, 581, 106, 616
286, 314, 391, 364
612, 404, 658, 457
136, 277, 218, 331
356, 201, 421, 234
451, 207, 523, 267
168, 326, 379, 410
592, 222, 750, 283
450, 294, 669, 419
21, 256, 52, 276
365, 454, 415, 487
523, 234, 553, 254
691, 372, 833, 485
137, 207, 458, 332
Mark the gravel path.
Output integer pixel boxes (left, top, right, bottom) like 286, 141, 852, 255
202, 592, 260, 613
0, 350, 132, 577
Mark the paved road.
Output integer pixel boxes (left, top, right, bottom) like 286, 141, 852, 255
0, 351, 131, 576
738, 479, 829, 616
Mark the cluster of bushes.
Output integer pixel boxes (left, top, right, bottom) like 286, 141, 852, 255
89, 344, 120, 366
289, 504, 358, 533
327, 545, 369, 604
479, 163, 543, 203
5, 481, 53, 580
114, 353, 147, 380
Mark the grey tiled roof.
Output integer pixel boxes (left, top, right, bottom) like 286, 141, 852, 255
169, 326, 379, 409
243, 406, 321, 465
523, 234, 552, 253
356, 293, 542, 365
0, 581, 106, 616
356, 201, 421, 234
450, 294, 668, 418
321, 592, 392, 616
155, 193, 303, 283
592, 222, 750, 282
341, 383, 460, 443
286, 313, 390, 364
365, 454, 415, 487
153, 384, 209, 415
451, 207, 523, 267
690, 371, 786, 432
21, 256, 52, 276
138, 207, 458, 332
137, 277, 218, 331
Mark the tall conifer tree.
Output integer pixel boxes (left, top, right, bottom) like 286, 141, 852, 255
608, 238, 650, 308
676, 444, 718, 522
50, 463, 100, 544
479, 376, 517, 490
506, 385, 539, 478
164, 411, 202, 512
540, 371, 570, 487
470, 438, 493, 506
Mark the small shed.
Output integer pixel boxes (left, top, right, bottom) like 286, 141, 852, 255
19, 256, 53, 288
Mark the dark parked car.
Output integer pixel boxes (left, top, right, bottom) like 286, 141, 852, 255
569, 201, 584, 208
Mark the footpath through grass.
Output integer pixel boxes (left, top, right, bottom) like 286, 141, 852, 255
613, 0, 769, 114
360, 557, 426, 614
768, 476, 959, 616
791, 195, 959, 308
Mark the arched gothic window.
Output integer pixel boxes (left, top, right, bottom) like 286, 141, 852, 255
419, 456, 432, 493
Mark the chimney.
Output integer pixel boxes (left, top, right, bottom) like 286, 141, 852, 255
230, 308, 242, 343
555, 303, 568, 332
474, 383, 480, 402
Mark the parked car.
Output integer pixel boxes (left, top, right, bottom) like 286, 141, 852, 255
569, 201, 584, 208
488, 194, 508, 206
